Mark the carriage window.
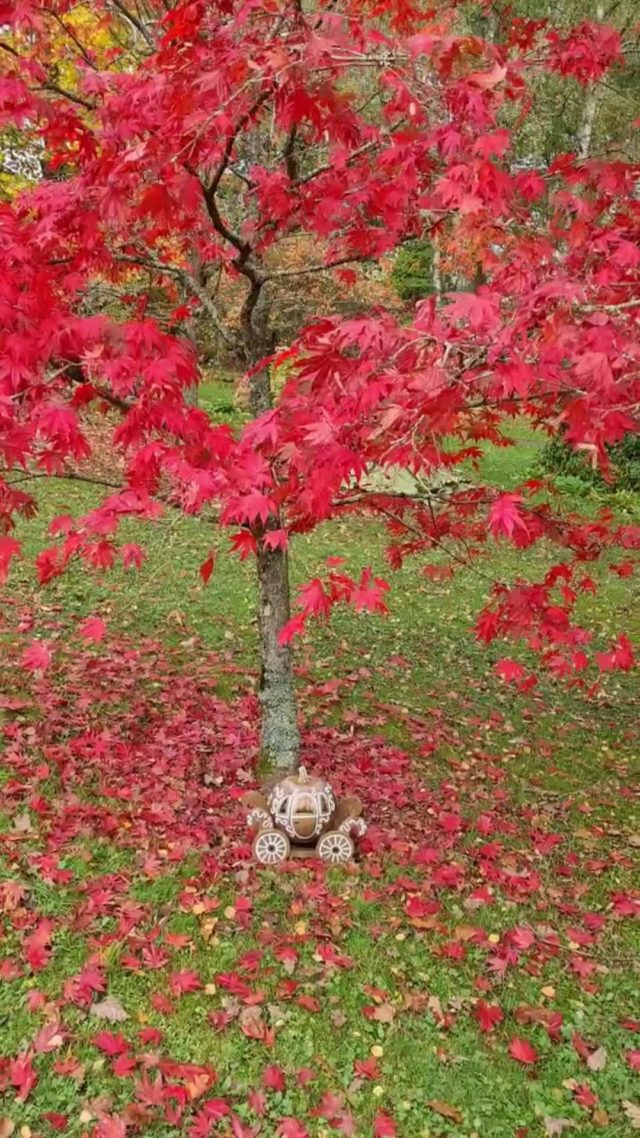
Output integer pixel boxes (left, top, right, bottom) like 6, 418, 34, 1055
319, 795, 330, 813
278, 799, 289, 815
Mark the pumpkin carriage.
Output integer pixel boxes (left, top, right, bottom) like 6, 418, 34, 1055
243, 766, 366, 864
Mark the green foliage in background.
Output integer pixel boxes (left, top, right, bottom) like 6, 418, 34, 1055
536, 432, 640, 493
391, 239, 436, 302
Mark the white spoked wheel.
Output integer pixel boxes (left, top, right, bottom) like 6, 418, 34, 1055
317, 831, 354, 865
253, 829, 290, 865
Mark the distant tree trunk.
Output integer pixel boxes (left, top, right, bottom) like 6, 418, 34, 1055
432, 232, 442, 301
243, 279, 300, 771
485, 5, 500, 45
577, 87, 599, 160
184, 252, 205, 406
577, 2, 605, 159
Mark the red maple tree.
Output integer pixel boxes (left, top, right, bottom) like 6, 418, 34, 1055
0, 0, 638, 769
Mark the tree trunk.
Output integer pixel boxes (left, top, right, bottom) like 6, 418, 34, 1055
243, 281, 300, 771
577, 2, 604, 159
577, 86, 599, 160
432, 232, 442, 302
255, 540, 300, 770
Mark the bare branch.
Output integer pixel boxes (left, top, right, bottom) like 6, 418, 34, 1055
282, 124, 298, 182
6, 471, 124, 491
60, 359, 134, 413
297, 126, 403, 186
206, 88, 272, 197
39, 83, 96, 111
109, 0, 155, 49
4, 471, 217, 521
579, 298, 640, 313
114, 251, 236, 348
49, 12, 100, 69
0, 40, 21, 59
266, 253, 371, 280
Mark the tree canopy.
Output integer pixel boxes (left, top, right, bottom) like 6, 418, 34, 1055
0, 0, 638, 754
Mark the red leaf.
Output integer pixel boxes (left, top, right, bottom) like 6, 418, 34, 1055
474, 1001, 504, 1032
373, 1111, 398, 1137
22, 640, 53, 674
468, 63, 507, 89
92, 1031, 129, 1056
276, 1119, 309, 1138
511, 927, 536, 951
596, 634, 635, 673
34, 1021, 66, 1053
278, 613, 307, 645
200, 553, 216, 584
92, 1115, 127, 1138
0, 535, 20, 584
508, 1037, 538, 1065
79, 615, 107, 642
112, 1053, 137, 1077
229, 531, 257, 560
354, 1056, 381, 1080
248, 1089, 267, 1116
169, 969, 202, 996
10, 1051, 38, 1101
297, 995, 321, 1013
263, 1065, 286, 1092
202, 1098, 231, 1120
626, 1050, 640, 1071
489, 494, 530, 540
445, 291, 500, 331
263, 529, 289, 552
41, 1113, 68, 1131
24, 917, 54, 971
572, 1082, 598, 1109
495, 658, 527, 684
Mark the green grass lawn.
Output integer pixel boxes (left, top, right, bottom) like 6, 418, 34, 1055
0, 411, 638, 1137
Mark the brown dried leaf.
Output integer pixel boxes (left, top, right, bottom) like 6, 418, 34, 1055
266, 1004, 287, 1024
623, 1102, 640, 1130
402, 991, 429, 1013
0, 1120, 15, 1138
427, 994, 444, 1023
347, 1078, 364, 1104
428, 1100, 463, 1124
223, 997, 240, 1019
331, 1010, 348, 1028
463, 895, 484, 912
239, 1005, 265, 1039
12, 813, 33, 834
543, 1119, 575, 1137
84, 1095, 114, 1117
453, 924, 479, 943
409, 914, 440, 931
90, 996, 129, 1023
200, 919, 218, 942
371, 1002, 396, 1024
587, 1046, 607, 1072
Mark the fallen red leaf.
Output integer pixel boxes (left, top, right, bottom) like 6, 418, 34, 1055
508, 1037, 538, 1065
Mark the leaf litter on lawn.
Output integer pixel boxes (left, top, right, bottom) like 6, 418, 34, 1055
0, 610, 638, 1136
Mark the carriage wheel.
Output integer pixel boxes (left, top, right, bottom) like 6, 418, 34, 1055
317, 831, 354, 865
253, 829, 290, 865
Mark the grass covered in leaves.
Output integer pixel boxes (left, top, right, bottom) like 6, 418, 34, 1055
0, 407, 639, 1138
